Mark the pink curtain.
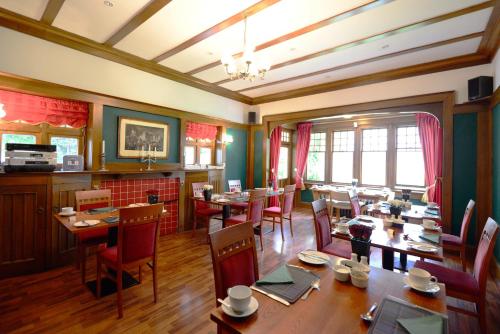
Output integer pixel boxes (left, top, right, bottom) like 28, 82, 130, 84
269, 126, 282, 207
0, 89, 88, 128
295, 122, 312, 190
416, 114, 443, 207
185, 122, 217, 140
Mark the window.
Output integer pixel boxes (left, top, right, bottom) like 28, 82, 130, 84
184, 137, 215, 166
281, 131, 290, 143
278, 146, 289, 179
50, 136, 79, 164
184, 146, 195, 165
307, 132, 326, 181
199, 147, 212, 165
1, 133, 37, 163
331, 130, 354, 183
396, 126, 425, 186
361, 128, 387, 185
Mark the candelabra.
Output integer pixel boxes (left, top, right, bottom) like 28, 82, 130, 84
99, 152, 108, 171
141, 146, 157, 171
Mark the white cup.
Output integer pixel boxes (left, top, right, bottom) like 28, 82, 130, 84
227, 285, 252, 312
408, 268, 437, 289
336, 222, 349, 233
422, 219, 437, 229
61, 207, 74, 214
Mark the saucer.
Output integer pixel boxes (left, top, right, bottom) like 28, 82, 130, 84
404, 277, 440, 294
221, 296, 258, 318
59, 211, 76, 217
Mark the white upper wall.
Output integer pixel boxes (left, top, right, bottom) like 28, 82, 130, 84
0, 27, 248, 123
256, 63, 493, 119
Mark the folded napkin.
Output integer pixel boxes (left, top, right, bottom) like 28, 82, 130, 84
88, 207, 116, 214
424, 210, 440, 216
103, 216, 119, 224
397, 315, 443, 334
255, 265, 294, 285
420, 233, 440, 244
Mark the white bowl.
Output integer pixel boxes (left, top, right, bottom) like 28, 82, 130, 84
333, 265, 350, 282
350, 270, 369, 288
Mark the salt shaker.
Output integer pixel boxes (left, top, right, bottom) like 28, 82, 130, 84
360, 256, 368, 266
351, 253, 358, 262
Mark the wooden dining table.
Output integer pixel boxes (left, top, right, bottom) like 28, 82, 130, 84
332, 217, 443, 271
210, 256, 447, 334
367, 203, 442, 222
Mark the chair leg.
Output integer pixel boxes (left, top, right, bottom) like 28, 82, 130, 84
192, 214, 198, 236
153, 258, 158, 303
206, 216, 211, 243
96, 256, 102, 299
81, 244, 86, 284
259, 225, 264, 251
477, 299, 487, 334
280, 216, 284, 241
289, 213, 293, 237
75, 238, 81, 269
117, 268, 123, 319
138, 265, 142, 283
272, 217, 275, 231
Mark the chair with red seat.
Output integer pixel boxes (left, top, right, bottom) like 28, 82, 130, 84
96, 204, 163, 319
228, 179, 248, 213
209, 222, 259, 304
441, 199, 475, 271
75, 189, 112, 284
348, 190, 367, 218
414, 217, 499, 333
192, 182, 223, 240
225, 189, 266, 250
311, 199, 351, 259
263, 184, 295, 241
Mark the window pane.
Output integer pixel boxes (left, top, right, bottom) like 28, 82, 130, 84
278, 146, 288, 179
332, 152, 353, 183
361, 152, 386, 185
307, 152, 325, 181
1, 133, 36, 163
184, 146, 195, 165
199, 147, 212, 165
50, 137, 78, 164
397, 151, 425, 186
362, 128, 387, 151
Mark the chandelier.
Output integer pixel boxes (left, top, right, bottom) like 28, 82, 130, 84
220, 17, 270, 81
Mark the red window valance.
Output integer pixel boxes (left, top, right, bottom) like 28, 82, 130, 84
186, 121, 217, 140
0, 89, 89, 128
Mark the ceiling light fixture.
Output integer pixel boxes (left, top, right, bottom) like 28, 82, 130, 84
220, 17, 270, 82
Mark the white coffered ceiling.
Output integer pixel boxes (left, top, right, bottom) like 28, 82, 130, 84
0, 0, 496, 103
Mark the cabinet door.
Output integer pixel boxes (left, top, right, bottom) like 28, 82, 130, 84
0, 185, 47, 278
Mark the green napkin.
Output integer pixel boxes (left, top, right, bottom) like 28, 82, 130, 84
88, 207, 116, 214
397, 315, 443, 334
420, 233, 440, 244
255, 265, 294, 285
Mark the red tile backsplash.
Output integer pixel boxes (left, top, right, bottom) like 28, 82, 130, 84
100, 177, 180, 235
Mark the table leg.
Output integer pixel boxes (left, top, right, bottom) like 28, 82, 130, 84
382, 249, 395, 271
399, 253, 408, 271
222, 204, 231, 228
107, 226, 118, 247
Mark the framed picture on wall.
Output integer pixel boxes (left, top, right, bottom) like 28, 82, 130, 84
118, 117, 169, 159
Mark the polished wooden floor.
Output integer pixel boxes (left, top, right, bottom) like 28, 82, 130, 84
1, 208, 499, 334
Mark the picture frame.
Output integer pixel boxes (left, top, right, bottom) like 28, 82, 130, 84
118, 117, 169, 159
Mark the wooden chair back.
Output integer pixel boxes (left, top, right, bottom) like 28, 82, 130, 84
281, 184, 295, 215
192, 182, 210, 210
348, 190, 362, 217
472, 217, 499, 294
330, 190, 350, 203
459, 199, 475, 242
75, 189, 112, 211
117, 204, 163, 264
209, 222, 259, 302
311, 199, 332, 251
246, 189, 266, 225
228, 180, 242, 192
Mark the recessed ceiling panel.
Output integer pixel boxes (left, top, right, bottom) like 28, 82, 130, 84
0, 0, 48, 20
241, 37, 481, 97
52, 0, 151, 43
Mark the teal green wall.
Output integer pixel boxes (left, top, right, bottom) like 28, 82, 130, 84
493, 104, 500, 261
253, 130, 263, 188
452, 113, 477, 245
102, 105, 180, 163
226, 128, 247, 191
301, 189, 314, 202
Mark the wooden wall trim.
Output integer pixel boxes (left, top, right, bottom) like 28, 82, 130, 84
476, 110, 493, 243
40, 0, 65, 25
478, 0, 500, 58
0, 7, 252, 104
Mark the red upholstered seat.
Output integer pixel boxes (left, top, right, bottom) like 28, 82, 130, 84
196, 207, 223, 216
220, 248, 256, 297
99, 246, 118, 263
441, 233, 462, 246
414, 260, 479, 295
322, 240, 352, 259
225, 214, 247, 226
263, 206, 281, 214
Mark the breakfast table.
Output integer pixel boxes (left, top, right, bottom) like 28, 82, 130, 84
332, 216, 443, 271
367, 203, 442, 222
210, 255, 447, 334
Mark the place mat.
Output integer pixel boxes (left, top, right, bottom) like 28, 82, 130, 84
87, 207, 116, 214
253, 265, 319, 303
368, 295, 448, 334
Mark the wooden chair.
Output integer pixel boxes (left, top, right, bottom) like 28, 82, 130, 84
225, 189, 266, 250
96, 204, 163, 319
192, 182, 223, 240
75, 189, 112, 284
441, 199, 475, 271
208, 222, 259, 304
227, 179, 248, 213
415, 217, 499, 333
263, 184, 295, 241
348, 190, 366, 218
311, 199, 351, 259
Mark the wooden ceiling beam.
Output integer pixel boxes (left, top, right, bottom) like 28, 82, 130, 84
236, 31, 483, 93
251, 53, 489, 105
0, 8, 252, 104
477, 0, 500, 59
40, 0, 65, 25
151, 0, 280, 63
187, 0, 394, 75
104, 0, 173, 47
215, 0, 494, 86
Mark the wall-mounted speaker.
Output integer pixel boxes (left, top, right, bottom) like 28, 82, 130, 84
468, 76, 493, 101
248, 111, 257, 124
